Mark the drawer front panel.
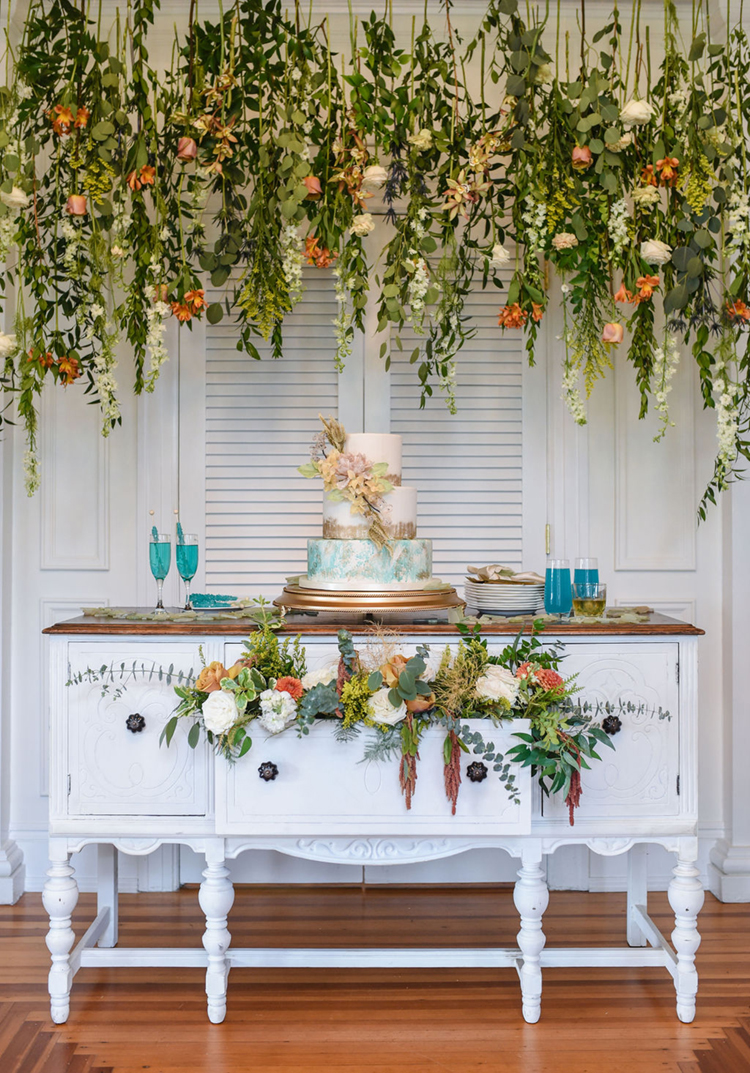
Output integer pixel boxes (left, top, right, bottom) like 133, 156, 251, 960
67, 643, 210, 817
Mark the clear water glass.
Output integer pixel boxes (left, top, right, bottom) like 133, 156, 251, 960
574, 557, 599, 597
149, 533, 171, 610
545, 558, 572, 617
175, 533, 199, 611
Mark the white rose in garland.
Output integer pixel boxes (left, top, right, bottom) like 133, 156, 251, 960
0, 186, 29, 210
640, 238, 672, 265
475, 663, 519, 706
490, 243, 511, 267
0, 332, 16, 358
408, 128, 433, 151
202, 689, 240, 734
552, 232, 579, 250
350, 212, 375, 237
620, 98, 656, 125
632, 185, 661, 207
300, 664, 338, 691
362, 165, 387, 190
258, 688, 297, 734
369, 686, 408, 727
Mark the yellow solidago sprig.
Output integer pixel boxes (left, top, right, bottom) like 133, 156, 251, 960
340, 673, 378, 729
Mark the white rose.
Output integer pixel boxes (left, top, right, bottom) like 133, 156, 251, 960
350, 212, 376, 237
202, 689, 239, 734
258, 688, 297, 734
421, 648, 449, 683
408, 128, 433, 151
490, 243, 511, 268
0, 332, 16, 358
0, 186, 29, 211
605, 131, 634, 152
620, 98, 656, 126
534, 63, 553, 85
552, 231, 579, 250
300, 664, 338, 691
632, 185, 661, 207
369, 686, 407, 727
475, 664, 519, 706
111, 245, 126, 258
361, 165, 388, 190
640, 238, 672, 265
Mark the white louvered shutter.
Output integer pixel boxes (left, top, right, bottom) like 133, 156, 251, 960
203, 269, 338, 597
390, 286, 524, 588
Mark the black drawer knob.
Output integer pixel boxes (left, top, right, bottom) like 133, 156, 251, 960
126, 713, 146, 733
602, 714, 622, 736
467, 761, 488, 783
258, 762, 279, 781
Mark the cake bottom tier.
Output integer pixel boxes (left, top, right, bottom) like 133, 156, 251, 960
307, 538, 433, 591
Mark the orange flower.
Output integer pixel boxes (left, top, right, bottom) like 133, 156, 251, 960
185, 289, 205, 311
275, 676, 304, 700
50, 104, 74, 135
602, 322, 624, 345
171, 301, 193, 322
195, 662, 227, 693
656, 156, 680, 186
139, 165, 156, 186
227, 657, 254, 679
405, 692, 435, 713
304, 235, 338, 269
531, 302, 544, 323
126, 170, 142, 191
302, 175, 322, 199
498, 303, 528, 328
640, 164, 657, 187
74, 106, 90, 129
27, 349, 56, 370
726, 299, 750, 322
571, 145, 593, 170
536, 667, 565, 695
57, 356, 81, 385
614, 282, 633, 304
635, 274, 660, 302
65, 194, 87, 216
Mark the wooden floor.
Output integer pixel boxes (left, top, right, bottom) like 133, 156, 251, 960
0, 885, 749, 1073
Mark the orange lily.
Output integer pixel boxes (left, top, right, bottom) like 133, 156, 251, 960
498, 303, 528, 329
58, 356, 81, 384
531, 303, 544, 323
656, 156, 680, 186
74, 106, 90, 129
635, 274, 660, 301
185, 289, 206, 311
50, 104, 74, 135
171, 301, 193, 322
726, 299, 750, 322
614, 282, 633, 304
640, 164, 657, 187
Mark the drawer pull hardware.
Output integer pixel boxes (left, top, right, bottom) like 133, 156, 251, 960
602, 715, 622, 736
466, 761, 488, 783
258, 761, 279, 782
126, 713, 146, 733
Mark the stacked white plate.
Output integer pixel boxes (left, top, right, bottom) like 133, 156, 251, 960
464, 579, 545, 616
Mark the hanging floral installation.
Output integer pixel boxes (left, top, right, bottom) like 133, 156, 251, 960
0, 0, 748, 513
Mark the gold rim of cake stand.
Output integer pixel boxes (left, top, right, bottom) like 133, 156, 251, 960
274, 584, 465, 614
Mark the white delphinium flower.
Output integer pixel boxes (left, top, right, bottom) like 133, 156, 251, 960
406, 255, 430, 331
258, 688, 298, 733
608, 199, 630, 257
561, 353, 588, 426
280, 223, 304, 307
712, 337, 739, 488
726, 188, 750, 257
652, 334, 680, 442
144, 281, 171, 392
23, 449, 40, 497
521, 197, 547, 254
332, 266, 353, 373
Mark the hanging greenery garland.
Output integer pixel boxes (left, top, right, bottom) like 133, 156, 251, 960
0, 0, 748, 513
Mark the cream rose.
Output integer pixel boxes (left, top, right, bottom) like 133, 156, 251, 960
369, 686, 408, 727
490, 243, 511, 268
620, 98, 656, 126
552, 231, 579, 251
202, 689, 239, 734
362, 165, 388, 190
0, 186, 29, 211
350, 212, 375, 237
632, 185, 661, 206
640, 238, 672, 265
475, 664, 519, 706
300, 664, 338, 691
0, 332, 16, 358
408, 128, 433, 151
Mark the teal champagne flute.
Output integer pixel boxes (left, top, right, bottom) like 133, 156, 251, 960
175, 532, 199, 611
149, 532, 171, 610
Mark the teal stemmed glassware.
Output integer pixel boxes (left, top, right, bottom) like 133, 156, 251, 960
175, 532, 199, 611
149, 531, 171, 610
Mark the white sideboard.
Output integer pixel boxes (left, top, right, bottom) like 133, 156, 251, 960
43, 615, 704, 1027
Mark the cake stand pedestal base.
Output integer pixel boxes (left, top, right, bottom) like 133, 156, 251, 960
274, 584, 465, 618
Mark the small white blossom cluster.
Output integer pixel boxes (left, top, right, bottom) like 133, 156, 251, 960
0, 214, 16, 262
61, 213, 83, 277
521, 196, 547, 254
668, 87, 689, 137
23, 448, 40, 497
144, 269, 171, 393
561, 356, 587, 426
405, 255, 430, 330
332, 265, 353, 372
608, 198, 630, 257
280, 223, 304, 307
432, 308, 460, 415
258, 688, 298, 734
652, 334, 680, 442
76, 294, 121, 431
726, 188, 750, 258
713, 338, 739, 487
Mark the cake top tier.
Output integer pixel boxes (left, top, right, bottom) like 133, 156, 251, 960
345, 433, 401, 484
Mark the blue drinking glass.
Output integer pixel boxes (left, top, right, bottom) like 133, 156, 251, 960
149, 533, 171, 610
545, 558, 572, 617
176, 533, 199, 611
574, 557, 599, 598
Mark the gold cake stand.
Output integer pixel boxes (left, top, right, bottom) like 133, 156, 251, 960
274, 582, 465, 617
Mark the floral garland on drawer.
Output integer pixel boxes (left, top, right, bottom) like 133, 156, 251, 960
1, 0, 748, 512
156, 619, 667, 824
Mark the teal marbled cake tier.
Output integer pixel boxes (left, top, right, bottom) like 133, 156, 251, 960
306, 538, 433, 591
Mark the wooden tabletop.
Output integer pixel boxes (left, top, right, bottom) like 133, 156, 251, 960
43, 609, 704, 637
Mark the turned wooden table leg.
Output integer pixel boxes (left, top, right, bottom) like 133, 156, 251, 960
43, 841, 79, 1024
199, 843, 234, 1024
668, 840, 704, 1023
514, 845, 549, 1024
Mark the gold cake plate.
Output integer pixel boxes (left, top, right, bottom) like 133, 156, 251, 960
275, 582, 465, 616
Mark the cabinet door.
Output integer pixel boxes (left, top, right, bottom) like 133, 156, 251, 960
66, 643, 209, 817
533, 642, 680, 821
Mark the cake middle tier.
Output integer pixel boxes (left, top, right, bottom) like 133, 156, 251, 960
323, 485, 417, 540
307, 538, 433, 591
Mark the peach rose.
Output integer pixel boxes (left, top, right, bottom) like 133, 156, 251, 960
380, 655, 408, 688
195, 661, 227, 693
303, 175, 322, 199
177, 137, 198, 163
602, 322, 624, 345
65, 194, 87, 216
405, 692, 435, 713
572, 145, 593, 170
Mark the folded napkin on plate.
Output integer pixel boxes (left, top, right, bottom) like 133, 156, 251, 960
467, 564, 545, 585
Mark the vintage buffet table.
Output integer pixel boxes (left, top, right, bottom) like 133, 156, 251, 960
43, 612, 704, 1026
